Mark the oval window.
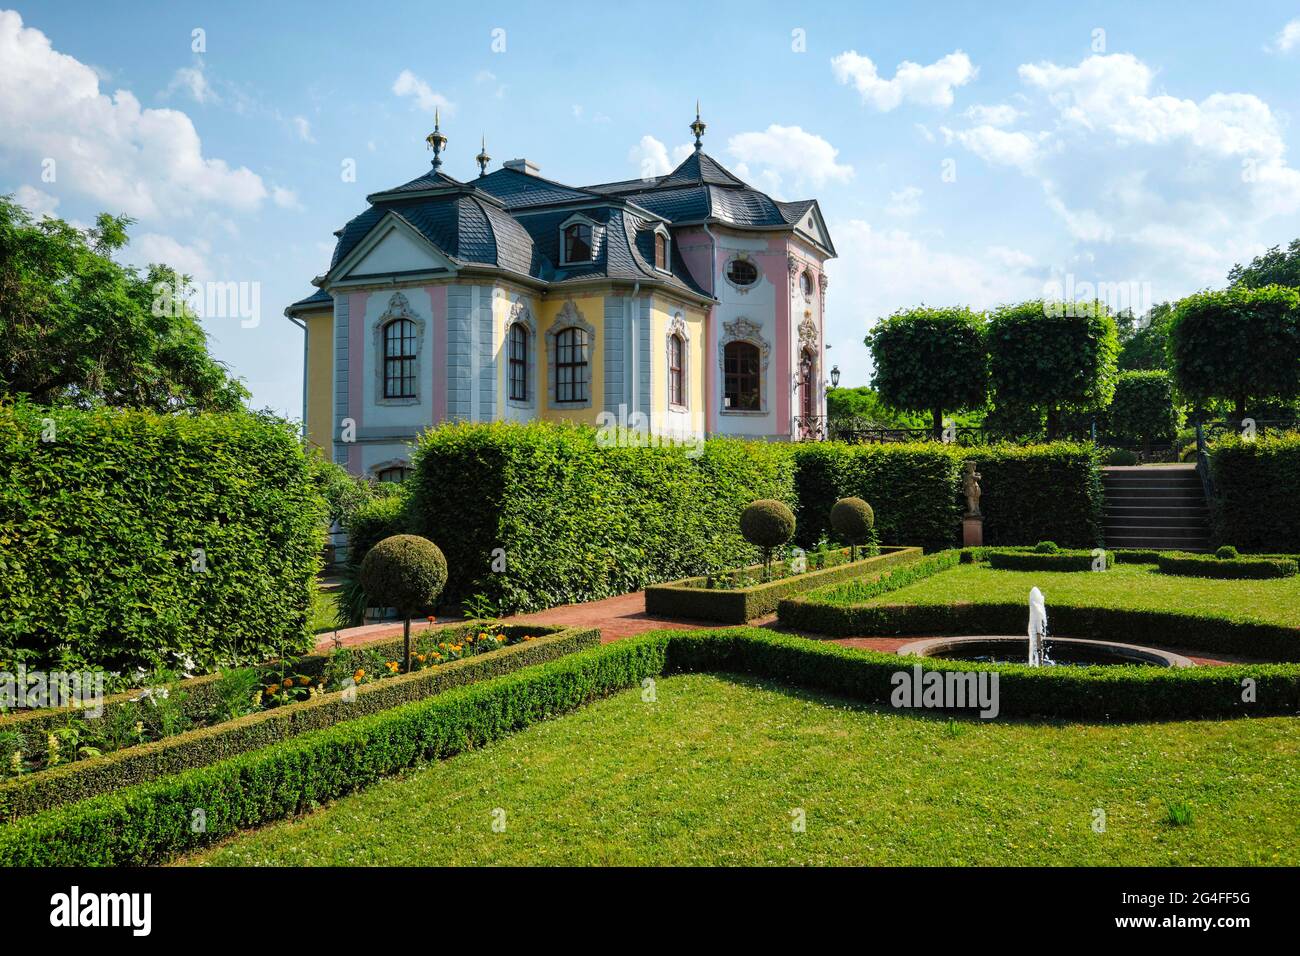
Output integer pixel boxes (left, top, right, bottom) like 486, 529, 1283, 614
726, 258, 759, 287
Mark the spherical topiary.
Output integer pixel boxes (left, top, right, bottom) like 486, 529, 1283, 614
359, 534, 448, 614
1215, 545, 1240, 560
740, 499, 796, 550
1034, 541, 1061, 554
830, 497, 875, 545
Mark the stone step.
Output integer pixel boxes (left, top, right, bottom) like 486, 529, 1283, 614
1104, 514, 1210, 529
1105, 535, 1212, 552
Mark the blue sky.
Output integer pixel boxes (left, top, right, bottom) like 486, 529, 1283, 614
3, 0, 1300, 416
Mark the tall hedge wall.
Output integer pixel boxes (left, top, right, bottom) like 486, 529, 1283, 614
790, 441, 1102, 551
406, 421, 795, 613
1209, 432, 1300, 552
0, 404, 325, 671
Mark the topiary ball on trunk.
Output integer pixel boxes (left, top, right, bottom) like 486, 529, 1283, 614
740, 499, 796, 549
359, 534, 448, 615
830, 497, 874, 544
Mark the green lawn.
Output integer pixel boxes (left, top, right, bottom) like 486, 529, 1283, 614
187, 672, 1300, 866
309, 586, 342, 634
846, 562, 1300, 627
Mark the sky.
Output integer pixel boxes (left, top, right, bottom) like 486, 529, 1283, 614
3, 0, 1300, 418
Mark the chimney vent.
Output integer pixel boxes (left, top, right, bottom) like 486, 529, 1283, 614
503, 158, 541, 176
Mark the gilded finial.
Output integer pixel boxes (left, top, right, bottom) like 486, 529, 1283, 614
476, 134, 491, 177
425, 108, 448, 169
690, 100, 706, 152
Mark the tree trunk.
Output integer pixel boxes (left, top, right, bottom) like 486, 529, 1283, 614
1045, 407, 1060, 441
402, 617, 412, 673
932, 407, 944, 441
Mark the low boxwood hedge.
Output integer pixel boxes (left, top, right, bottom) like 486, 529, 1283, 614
1156, 552, 1298, 579
644, 546, 922, 623
774, 598, 1300, 661
3, 628, 1297, 866
986, 549, 1114, 572
778, 550, 961, 629
0, 623, 597, 821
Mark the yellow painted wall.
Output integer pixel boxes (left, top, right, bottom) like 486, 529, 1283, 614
650, 296, 707, 436
303, 309, 333, 450
537, 294, 604, 425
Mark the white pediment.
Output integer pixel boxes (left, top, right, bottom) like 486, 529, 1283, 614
794, 204, 835, 256
331, 214, 456, 283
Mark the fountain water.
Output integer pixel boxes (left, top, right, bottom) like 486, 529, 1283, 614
1027, 587, 1048, 666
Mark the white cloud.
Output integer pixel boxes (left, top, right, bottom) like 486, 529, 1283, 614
884, 185, 922, 217
962, 103, 1021, 127
271, 185, 302, 210
12, 184, 59, 216
0, 10, 267, 219
627, 135, 692, 178
291, 115, 314, 143
726, 125, 853, 194
1269, 18, 1300, 53
986, 245, 1035, 269
164, 60, 217, 105
392, 69, 454, 115
832, 50, 976, 111
942, 124, 1042, 171
128, 232, 212, 280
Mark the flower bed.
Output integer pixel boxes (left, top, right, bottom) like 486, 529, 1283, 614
0, 622, 597, 820
644, 546, 922, 623
1157, 552, 1298, 580
3, 628, 1297, 866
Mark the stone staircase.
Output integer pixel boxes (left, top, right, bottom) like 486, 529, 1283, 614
1102, 465, 1211, 552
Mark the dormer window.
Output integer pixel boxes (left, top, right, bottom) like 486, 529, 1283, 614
654, 232, 668, 271
564, 222, 593, 263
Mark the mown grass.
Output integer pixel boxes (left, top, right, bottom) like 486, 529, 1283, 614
309, 587, 342, 634
816, 561, 1300, 627
186, 672, 1300, 867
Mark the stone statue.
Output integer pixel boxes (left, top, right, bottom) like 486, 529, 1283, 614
963, 461, 982, 517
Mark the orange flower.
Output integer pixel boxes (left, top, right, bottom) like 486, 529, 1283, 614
283, 678, 294, 688
353, 669, 365, 681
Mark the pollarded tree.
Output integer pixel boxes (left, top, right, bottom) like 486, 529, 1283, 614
986, 300, 1120, 439
865, 306, 988, 437
1167, 285, 1300, 421
1106, 370, 1180, 455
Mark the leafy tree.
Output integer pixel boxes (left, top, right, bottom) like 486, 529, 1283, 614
1167, 285, 1300, 420
1106, 370, 1180, 454
826, 386, 925, 427
865, 305, 988, 437
1117, 302, 1174, 371
1228, 238, 1300, 290
0, 196, 248, 412
986, 300, 1120, 439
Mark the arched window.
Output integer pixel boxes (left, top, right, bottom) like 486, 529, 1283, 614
669, 333, 685, 407
563, 223, 593, 263
383, 318, 417, 399
554, 327, 589, 403
800, 269, 814, 297
508, 323, 529, 402
723, 341, 761, 411
654, 232, 668, 271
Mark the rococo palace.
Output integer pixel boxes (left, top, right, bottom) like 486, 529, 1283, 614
286, 108, 836, 480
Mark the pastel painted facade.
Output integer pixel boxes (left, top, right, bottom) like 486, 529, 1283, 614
286, 111, 836, 480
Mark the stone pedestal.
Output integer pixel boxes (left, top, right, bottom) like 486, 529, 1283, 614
962, 515, 984, 547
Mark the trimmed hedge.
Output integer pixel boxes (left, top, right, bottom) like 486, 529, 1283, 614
1157, 552, 1297, 580
775, 598, 1300, 660
407, 422, 796, 613
986, 549, 1114, 572
644, 547, 921, 623
777, 550, 962, 630
0, 623, 597, 821
3, 628, 1297, 865
1209, 432, 1300, 553
0, 404, 325, 671
790, 441, 1103, 552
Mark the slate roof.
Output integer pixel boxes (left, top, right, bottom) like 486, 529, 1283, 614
293, 148, 824, 313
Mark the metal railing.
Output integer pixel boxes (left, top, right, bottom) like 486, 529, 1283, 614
792, 416, 1093, 446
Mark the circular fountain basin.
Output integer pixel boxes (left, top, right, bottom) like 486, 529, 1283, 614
897, 636, 1193, 668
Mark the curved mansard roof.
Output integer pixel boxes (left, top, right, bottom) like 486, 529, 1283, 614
290, 145, 827, 316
